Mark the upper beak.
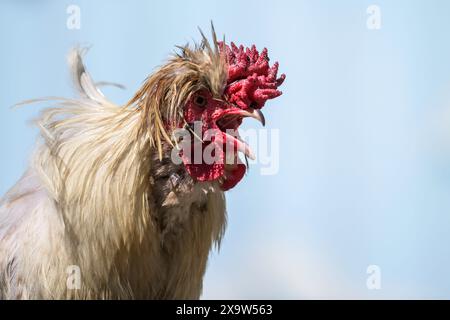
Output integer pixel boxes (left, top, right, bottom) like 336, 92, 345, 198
226, 108, 265, 127
241, 108, 266, 127
215, 106, 266, 129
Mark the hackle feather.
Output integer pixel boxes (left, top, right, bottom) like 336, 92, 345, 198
0, 28, 228, 299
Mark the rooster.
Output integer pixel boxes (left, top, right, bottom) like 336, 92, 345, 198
0, 27, 285, 299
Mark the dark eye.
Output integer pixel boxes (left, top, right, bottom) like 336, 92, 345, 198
194, 95, 207, 108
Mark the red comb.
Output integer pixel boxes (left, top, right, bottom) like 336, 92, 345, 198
219, 42, 285, 109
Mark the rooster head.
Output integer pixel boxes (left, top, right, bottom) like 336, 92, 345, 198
129, 27, 285, 191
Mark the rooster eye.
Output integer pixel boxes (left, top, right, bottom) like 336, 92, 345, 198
194, 95, 207, 108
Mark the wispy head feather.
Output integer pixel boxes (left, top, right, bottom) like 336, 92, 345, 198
126, 25, 228, 159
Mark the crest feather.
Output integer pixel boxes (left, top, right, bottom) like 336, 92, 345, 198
126, 25, 228, 160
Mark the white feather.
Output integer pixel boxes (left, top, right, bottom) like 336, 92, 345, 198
0, 48, 226, 299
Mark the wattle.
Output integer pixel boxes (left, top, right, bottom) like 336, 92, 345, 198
181, 141, 246, 191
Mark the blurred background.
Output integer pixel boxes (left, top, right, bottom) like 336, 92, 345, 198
1, 0, 450, 299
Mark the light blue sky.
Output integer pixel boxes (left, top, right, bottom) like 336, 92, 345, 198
2, 0, 450, 299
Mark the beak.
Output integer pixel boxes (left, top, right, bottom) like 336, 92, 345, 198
213, 107, 265, 162
236, 108, 266, 126
243, 108, 266, 127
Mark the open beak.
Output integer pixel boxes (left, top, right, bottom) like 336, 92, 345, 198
214, 107, 266, 162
